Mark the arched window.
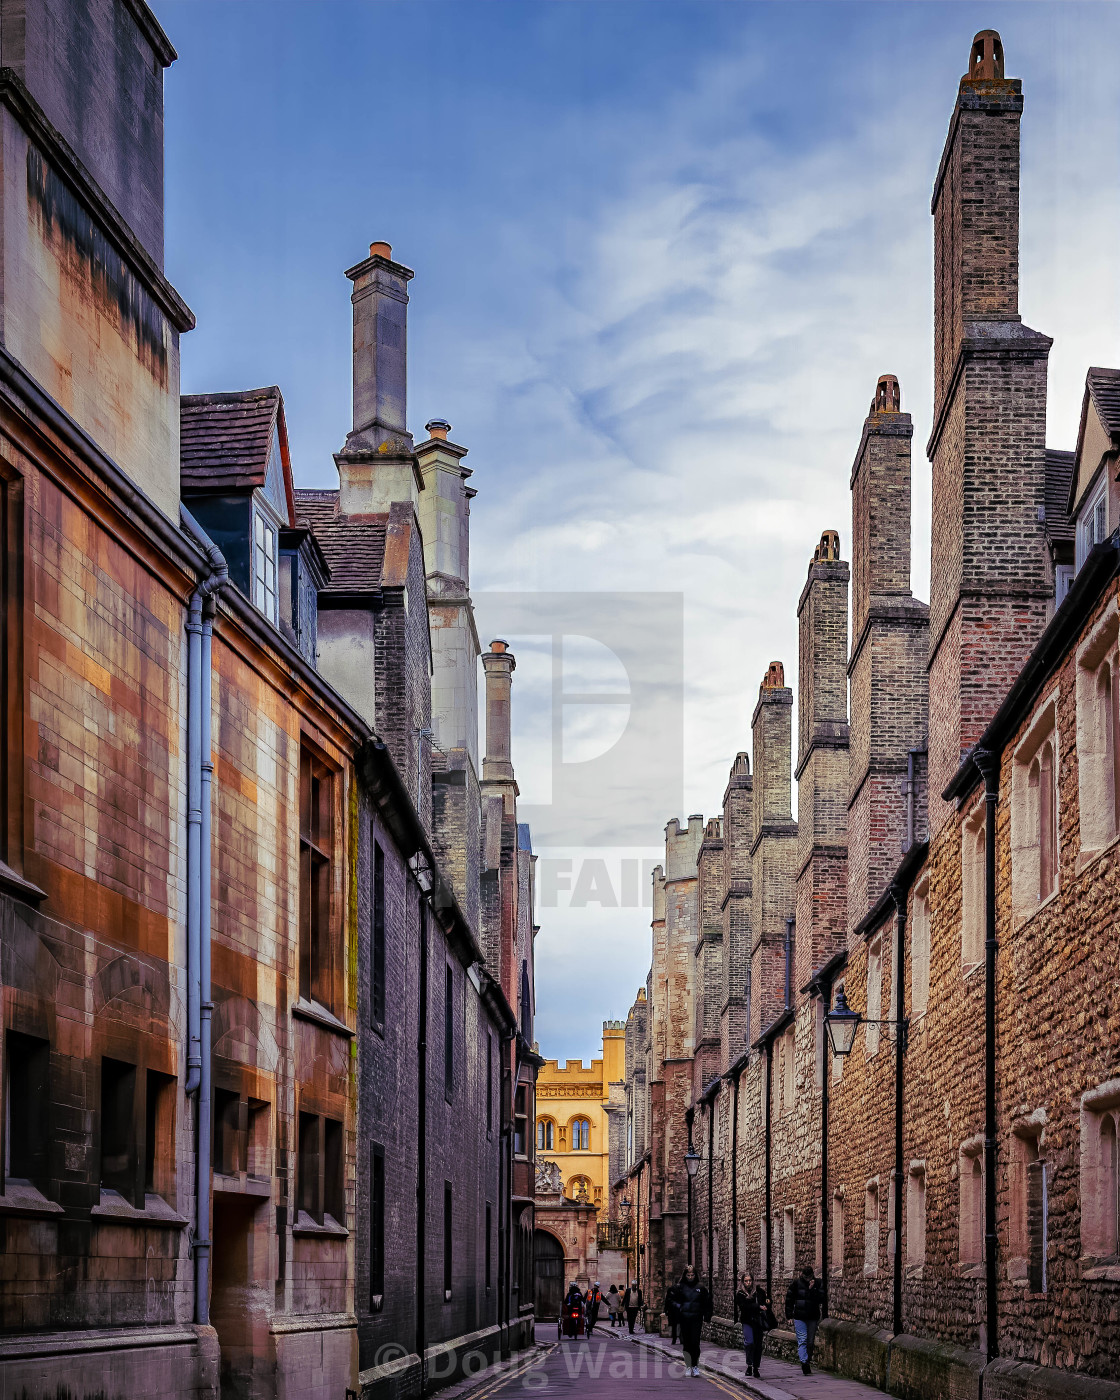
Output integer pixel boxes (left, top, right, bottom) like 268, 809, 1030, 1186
537, 1119, 554, 1151
1038, 741, 1057, 900
567, 1175, 593, 1203
571, 1119, 590, 1152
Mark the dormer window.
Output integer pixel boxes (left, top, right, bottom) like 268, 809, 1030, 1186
1077, 478, 1108, 572
253, 507, 279, 623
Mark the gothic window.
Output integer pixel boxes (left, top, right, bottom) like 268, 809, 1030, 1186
906, 1165, 926, 1271
961, 802, 986, 968
1076, 610, 1120, 856
537, 1119, 554, 1151
572, 1118, 590, 1152
297, 1111, 344, 1228
831, 1190, 844, 1277
866, 938, 883, 1058
911, 880, 930, 1018
1011, 698, 1060, 922
959, 1143, 984, 1268
1080, 1094, 1120, 1261
781, 1026, 796, 1112
1010, 1129, 1047, 1292
443, 1181, 453, 1300
370, 839, 385, 1035
864, 1180, 880, 1275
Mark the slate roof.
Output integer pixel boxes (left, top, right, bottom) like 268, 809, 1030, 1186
1087, 367, 1120, 436
181, 387, 282, 495
1044, 448, 1075, 546
294, 489, 387, 595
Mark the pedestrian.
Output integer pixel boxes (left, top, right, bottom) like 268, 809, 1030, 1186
676, 1264, 713, 1377
623, 1279, 644, 1333
607, 1284, 623, 1327
585, 1280, 604, 1338
733, 1271, 768, 1378
665, 1277, 683, 1345
785, 1264, 824, 1375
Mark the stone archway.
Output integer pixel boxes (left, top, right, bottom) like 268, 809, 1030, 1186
533, 1229, 565, 1319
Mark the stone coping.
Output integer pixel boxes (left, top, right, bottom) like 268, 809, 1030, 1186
0, 1324, 209, 1360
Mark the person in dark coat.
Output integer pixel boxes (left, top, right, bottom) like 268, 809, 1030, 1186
785, 1265, 824, 1375
623, 1280, 644, 1334
733, 1271, 770, 1377
665, 1279, 683, 1345
584, 1281, 604, 1338
675, 1264, 713, 1376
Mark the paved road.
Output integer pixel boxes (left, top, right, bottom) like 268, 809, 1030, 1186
465, 1325, 884, 1400
467, 1325, 746, 1400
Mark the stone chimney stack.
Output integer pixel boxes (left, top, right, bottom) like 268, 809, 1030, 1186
849, 376, 930, 938
335, 242, 422, 516
795, 532, 850, 987
482, 641, 516, 786
719, 752, 753, 1068
750, 664, 798, 1040
927, 32, 1052, 832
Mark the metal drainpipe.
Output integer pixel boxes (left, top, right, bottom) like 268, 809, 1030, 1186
416, 896, 429, 1391
820, 984, 830, 1316
975, 747, 1001, 1362
180, 508, 227, 1328
731, 1068, 740, 1290
686, 1108, 695, 1267
706, 1096, 714, 1297
891, 884, 908, 1339
764, 1039, 773, 1301
784, 919, 794, 1010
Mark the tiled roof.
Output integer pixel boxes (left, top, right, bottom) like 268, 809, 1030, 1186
294, 489, 387, 595
1087, 367, 1120, 437
181, 387, 281, 494
1044, 449, 1075, 545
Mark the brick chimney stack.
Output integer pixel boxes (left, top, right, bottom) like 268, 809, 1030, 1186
795, 531, 850, 985
482, 640, 516, 786
719, 752, 752, 1070
848, 376, 929, 940
750, 663, 798, 1040
335, 241, 422, 515
927, 32, 1052, 832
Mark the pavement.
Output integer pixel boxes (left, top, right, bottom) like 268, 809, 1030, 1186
447, 1323, 886, 1400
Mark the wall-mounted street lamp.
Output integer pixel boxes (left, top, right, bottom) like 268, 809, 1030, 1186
824, 984, 908, 1057
620, 1195, 632, 1219
684, 1149, 702, 1179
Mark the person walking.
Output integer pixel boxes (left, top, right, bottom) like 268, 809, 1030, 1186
585, 1281, 604, 1338
665, 1278, 683, 1345
676, 1264, 713, 1377
623, 1280, 644, 1333
733, 1271, 768, 1378
606, 1284, 623, 1327
785, 1265, 824, 1375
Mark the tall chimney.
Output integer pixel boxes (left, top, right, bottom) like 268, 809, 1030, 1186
927, 33, 1052, 833
335, 241, 422, 515
482, 640, 516, 784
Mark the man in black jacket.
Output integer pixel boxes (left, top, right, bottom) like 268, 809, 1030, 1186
785, 1266, 824, 1375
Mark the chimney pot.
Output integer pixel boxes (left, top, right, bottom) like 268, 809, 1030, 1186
369, 240, 393, 260
762, 661, 785, 690
967, 29, 1004, 81
490, 639, 508, 654
871, 374, 901, 415
426, 418, 451, 441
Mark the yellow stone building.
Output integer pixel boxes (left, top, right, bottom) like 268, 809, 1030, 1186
535, 1022, 626, 1209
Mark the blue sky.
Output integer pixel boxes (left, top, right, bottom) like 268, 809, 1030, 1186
156, 1, 1120, 1065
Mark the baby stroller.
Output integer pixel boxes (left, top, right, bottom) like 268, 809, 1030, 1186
558, 1294, 585, 1338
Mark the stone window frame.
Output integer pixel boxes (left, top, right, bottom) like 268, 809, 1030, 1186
1075, 598, 1120, 867
832, 1187, 845, 1278
536, 1117, 555, 1152
905, 1161, 926, 1276
957, 1134, 985, 1276
863, 1178, 880, 1276
782, 1205, 795, 1277
1079, 1079, 1120, 1278
866, 938, 883, 1059
1010, 690, 1061, 926
1008, 1109, 1047, 1293
781, 1024, 796, 1115
569, 1116, 591, 1152
961, 799, 985, 972
910, 877, 931, 1020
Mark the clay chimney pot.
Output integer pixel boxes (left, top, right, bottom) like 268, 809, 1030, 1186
871, 374, 901, 415
967, 30, 1004, 81
763, 661, 786, 690
369, 240, 393, 260
425, 418, 451, 441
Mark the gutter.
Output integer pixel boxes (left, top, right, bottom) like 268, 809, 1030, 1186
180, 508, 229, 1330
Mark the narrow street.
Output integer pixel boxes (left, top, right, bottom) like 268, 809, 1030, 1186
467, 1327, 887, 1400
